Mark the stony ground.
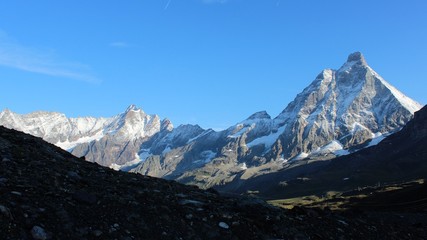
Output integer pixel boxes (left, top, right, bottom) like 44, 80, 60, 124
0, 126, 426, 239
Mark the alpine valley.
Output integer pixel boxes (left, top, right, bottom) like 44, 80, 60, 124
1, 52, 422, 192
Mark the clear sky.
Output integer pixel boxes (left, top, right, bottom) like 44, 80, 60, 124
0, 0, 426, 130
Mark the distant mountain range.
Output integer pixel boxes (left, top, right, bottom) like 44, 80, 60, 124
0, 52, 422, 189
2, 114, 425, 239
217, 104, 427, 199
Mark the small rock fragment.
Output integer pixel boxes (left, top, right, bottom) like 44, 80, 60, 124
0, 205, 12, 219
67, 171, 82, 181
337, 219, 348, 226
76, 227, 89, 236
31, 226, 48, 240
72, 190, 97, 205
92, 230, 103, 237
175, 193, 187, 198
178, 199, 204, 206
232, 221, 240, 226
218, 222, 229, 229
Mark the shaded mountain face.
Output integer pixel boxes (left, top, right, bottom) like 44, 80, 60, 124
218, 105, 427, 199
1, 126, 426, 239
0, 52, 422, 189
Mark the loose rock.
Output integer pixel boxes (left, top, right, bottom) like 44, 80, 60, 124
218, 222, 229, 229
31, 225, 48, 240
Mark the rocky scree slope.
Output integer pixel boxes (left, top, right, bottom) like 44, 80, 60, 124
0, 126, 426, 239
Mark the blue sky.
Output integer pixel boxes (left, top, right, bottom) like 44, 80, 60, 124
0, 0, 426, 130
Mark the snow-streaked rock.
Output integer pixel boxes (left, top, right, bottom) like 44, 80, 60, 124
270, 51, 422, 160
0, 105, 174, 166
0, 52, 422, 190
139, 52, 422, 188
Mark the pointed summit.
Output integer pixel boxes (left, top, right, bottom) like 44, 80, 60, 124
125, 104, 143, 114
346, 51, 367, 65
247, 111, 271, 120
275, 51, 421, 160
126, 104, 137, 111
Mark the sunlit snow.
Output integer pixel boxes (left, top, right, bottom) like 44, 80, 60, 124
246, 125, 286, 149
293, 152, 309, 160
56, 131, 105, 150
312, 140, 350, 156
109, 153, 144, 171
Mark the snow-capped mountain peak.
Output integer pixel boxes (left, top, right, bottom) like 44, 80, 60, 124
125, 104, 143, 113
346, 51, 367, 65
338, 51, 368, 74
0, 52, 422, 191
235, 52, 422, 162
0, 105, 173, 166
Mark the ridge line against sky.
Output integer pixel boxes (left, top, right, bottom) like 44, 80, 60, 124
0, 1, 426, 130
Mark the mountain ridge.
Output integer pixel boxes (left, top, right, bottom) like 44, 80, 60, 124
0, 52, 422, 189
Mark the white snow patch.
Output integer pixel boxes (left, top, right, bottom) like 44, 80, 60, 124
312, 140, 350, 156
193, 150, 216, 164
279, 155, 288, 162
227, 125, 250, 138
56, 131, 105, 150
313, 140, 341, 155
366, 132, 386, 147
109, 163, 122, 171
240, 162, 247, 170
350, 122, 370, 134
109, 153, 144, 171
246, 125, 286, 149
335, 149, 350, 156
371, 67, 422, 114
293, 152, 309, 160
187, 130, 212, 143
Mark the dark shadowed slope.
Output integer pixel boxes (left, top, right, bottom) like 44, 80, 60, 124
217, 105, 427, 200
1, 126, 426, 239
